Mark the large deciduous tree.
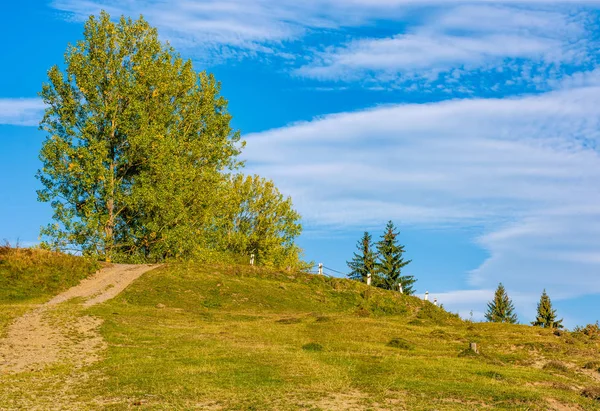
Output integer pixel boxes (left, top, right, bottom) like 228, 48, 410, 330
218, 174, 304, 268
37, 12, 302, 265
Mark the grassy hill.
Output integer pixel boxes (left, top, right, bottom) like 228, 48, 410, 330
1, 250, 600, 410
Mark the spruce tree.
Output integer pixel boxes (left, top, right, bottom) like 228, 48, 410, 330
347, 232, 377, 283
532, 290, 563, 329
485, 283, 518, 323
375, 221, 414, 294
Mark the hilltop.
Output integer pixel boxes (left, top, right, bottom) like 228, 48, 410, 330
1, 248, 600, 410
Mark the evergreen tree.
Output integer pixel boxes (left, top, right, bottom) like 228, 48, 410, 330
485, 283, 518, 323
532, 290, 563, 329
346, 232, 376, 283
375, 221, 414, 294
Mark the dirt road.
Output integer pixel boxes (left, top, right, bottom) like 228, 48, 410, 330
0, 264, 159, 373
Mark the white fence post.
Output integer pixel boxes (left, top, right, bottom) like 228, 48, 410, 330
250, 253, 255, 266
318, 263, 323, 275
367, 272, 372, 286
425, 291, 429, 301
398, 282, 403, 294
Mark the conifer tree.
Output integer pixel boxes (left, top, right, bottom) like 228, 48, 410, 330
347, 232, 376, 283
375, 221, 414, 293
485, 283, 518, 323
532, 290, 563, 329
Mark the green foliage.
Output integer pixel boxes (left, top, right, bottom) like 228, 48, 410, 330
37, 12, 241, 261
386, 337, 414, 350
532, 290, 563, 329
375, 221, 414, 293
485, 283, 518, 324
543, 361, 569, 373
346, 231, 376, 283
302, 342, 324, 352
36, 12, 304, 268
0, 245, 98, 301
573, 322, 600, 339
217, 174, 304, 269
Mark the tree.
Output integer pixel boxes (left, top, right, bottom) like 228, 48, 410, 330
485, 283, 518, 323
37, 12, 244, 262
532, 290, 563, 329
375, 221, 414, 293
347, 232, 376, 284
217, 174, 304, 268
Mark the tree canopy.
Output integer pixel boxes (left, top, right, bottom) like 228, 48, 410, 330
37, 12, 302, 266
532, 290, 563, 329
346, 231, 376, 284
376, 221, 414, 294
485, 283, 518, 324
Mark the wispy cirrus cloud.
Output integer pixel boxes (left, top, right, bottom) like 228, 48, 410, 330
242, 85, 600, 314
0, 98, 44, 127
49, 1, 600, 93
297, 4, 599, 90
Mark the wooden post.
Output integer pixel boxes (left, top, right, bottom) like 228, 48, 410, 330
318, 263, 323, 275
469, 342, 479, 354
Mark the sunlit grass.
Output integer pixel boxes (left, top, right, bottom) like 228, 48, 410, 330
1, 260, 600, 409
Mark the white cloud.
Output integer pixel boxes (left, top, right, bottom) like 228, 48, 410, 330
0, 98, 44, 127
242, 86, 600, 303
50, 1, 600, 70
297, 4, 595, 87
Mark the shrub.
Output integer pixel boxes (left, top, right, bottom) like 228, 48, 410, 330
387, 338, 414, 350
582, 386, 600, 401
583, 361, 600, 370
574, 322, 600, 339
302, 342, 323, 352
543, 361, 569, 373
276, 317, 302, 324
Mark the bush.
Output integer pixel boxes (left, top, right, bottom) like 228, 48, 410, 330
582, 386, 600, 401
276, 317, 302, 324
543, 361, 569, 373
387, 338, 414, 350
302, 342, 323, 352
574, 322, 600, 339
583, 361, 600, 370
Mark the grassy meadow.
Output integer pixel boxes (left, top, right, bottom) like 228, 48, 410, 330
1, 252, 600, 409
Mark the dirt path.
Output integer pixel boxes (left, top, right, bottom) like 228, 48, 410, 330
0, 264, 159, 374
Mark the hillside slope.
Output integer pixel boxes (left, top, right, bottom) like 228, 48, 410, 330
1, 257, 600, 410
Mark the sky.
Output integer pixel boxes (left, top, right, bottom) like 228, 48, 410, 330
2, 0, 600, 327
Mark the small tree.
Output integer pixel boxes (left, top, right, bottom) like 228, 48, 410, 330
532, 290, 563, 329
347, 232, 376, 284
485, 283, 518, 324
376, 221, 414, 293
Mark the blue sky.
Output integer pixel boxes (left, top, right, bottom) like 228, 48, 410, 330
2, 0, 600, 327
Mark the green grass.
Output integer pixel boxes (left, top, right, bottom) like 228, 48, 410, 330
2, 260, 600, 409
0, 246, 98, 337
0, 245, 98, 302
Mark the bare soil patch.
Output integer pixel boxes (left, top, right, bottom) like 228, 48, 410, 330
0, 264, 158, 373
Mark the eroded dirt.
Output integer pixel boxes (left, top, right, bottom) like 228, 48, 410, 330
0, 264, 158, 373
